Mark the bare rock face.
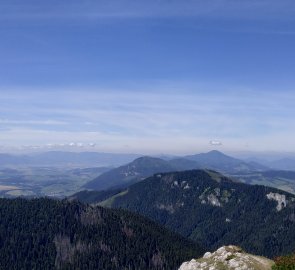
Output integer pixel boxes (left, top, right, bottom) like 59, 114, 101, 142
178, 245, 274, 270
266, 192, 287, 211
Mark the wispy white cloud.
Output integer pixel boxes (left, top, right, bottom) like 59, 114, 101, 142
0, 85, 295, 153
210, 140, 222, 146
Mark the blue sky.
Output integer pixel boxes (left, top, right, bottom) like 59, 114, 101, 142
0, 1, 295, 154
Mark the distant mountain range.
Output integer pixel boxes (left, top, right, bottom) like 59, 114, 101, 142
0, 151, 140, 167
84, 150, 268, 190
0, 197, 203, 270
77, 169, 295, 258
1, 149, 294, 171
184, 150, 268, 172
1, 150, 294, 197
244, 156, 295, 171
84, 156, 180, 190
267, 158, 295, 171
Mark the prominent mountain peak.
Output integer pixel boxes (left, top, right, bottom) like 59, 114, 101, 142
185, 150, 266, 173
193, 150, 234, 160
130, 156, 168, 166
207, 150, 224, 154
179, 245, 274, 270
84, 156, 175, 190
206, 150, 228, 157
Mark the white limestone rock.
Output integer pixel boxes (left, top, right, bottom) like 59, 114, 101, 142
207, 194, 221, 207
266, 192, 287, 211
178, 245, 274, 270
203, 252, 212, 259
178, 259, 200, 270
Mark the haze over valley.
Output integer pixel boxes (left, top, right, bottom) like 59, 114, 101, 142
0, 150, 295, 198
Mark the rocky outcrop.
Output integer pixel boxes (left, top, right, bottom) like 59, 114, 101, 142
178, 245, 274, 270
266, 192, 287, 211
199, 187, 232, 207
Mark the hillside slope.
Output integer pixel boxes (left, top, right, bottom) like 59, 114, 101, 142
185, 150, 267, 173
84, 156, 197, 190
101, 170, 295, 258
0, 198, 203, 270
230, 170, 295, 194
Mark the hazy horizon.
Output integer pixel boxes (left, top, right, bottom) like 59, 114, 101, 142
1, 147, 295, 162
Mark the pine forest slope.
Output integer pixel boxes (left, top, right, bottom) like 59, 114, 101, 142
0, 197, 203, 270
99, 169, 295, 258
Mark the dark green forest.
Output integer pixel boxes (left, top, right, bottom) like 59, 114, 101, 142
0, 198, 203, 270
95, 170, 295, 258
70, 189, 123, 204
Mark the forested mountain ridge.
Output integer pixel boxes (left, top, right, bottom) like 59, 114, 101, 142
83, 156, 183, 190
0, 198, 203, 270
185, 150, 268, 173
97, 169, 295, 258
83, 151, 264, 191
